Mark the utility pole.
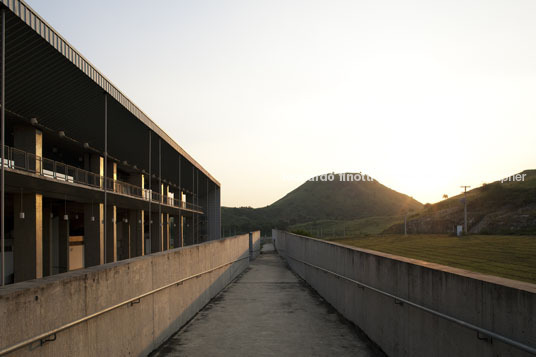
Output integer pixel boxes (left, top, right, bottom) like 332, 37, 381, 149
460, 185, 471, 234
404, 213, 407, 236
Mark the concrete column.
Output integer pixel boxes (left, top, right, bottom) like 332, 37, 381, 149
13, 193, 43, 282
14, 125, 42, 174
151, 212, 163, 253
182, 216, 193, 246
83, 203, 104, 267
129, 173, 144, 198
58, 215, 69, 273
117, 215, 130, 261
108, 161, 117, 192
178, 215, 184, 248
207, 185, 221, 241
106, 205, 117, 263
192, 214, 196, 244
42, 205, 52, 276
163, 213, 170, 250
129, 210, 144, 257
84, 154, 103, 187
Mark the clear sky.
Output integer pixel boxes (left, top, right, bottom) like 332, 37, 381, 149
26, 0, 536, 207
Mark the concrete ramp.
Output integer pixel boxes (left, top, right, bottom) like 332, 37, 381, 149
151, 252, 382, 356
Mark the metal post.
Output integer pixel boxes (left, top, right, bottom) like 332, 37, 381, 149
464, 192, 467, 233
104, 93, 107, 263
1, 8, 5, 286
460, 185, 470, 234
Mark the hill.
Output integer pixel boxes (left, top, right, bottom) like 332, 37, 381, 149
383, 170, 536, 235
222, 173, 423, 235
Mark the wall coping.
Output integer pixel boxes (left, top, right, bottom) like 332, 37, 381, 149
0, 234, 249, 297
282, 232, 536, 294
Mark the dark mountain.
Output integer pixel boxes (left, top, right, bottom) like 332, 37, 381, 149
222, 173, 423, 235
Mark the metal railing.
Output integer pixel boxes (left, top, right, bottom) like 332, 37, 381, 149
1, 145, 203, 212
281, 251, 536, 355
0, 255, 249, 356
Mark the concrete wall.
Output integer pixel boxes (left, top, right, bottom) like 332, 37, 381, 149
249, 230, 261, 259
0, 234, 250, 356
273, 230, 536, 357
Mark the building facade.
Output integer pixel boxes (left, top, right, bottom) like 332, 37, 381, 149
0, 0, 221, 285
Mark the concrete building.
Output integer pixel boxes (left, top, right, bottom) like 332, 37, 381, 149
0, 0, 221, 285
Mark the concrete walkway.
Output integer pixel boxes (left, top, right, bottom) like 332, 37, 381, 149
151, 247, 382, 357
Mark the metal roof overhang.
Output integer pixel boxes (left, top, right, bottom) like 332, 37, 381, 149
1, 0, 220, 187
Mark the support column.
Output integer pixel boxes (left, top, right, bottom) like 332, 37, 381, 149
163, 213, 170, 250
106, 205, 116, 263
161, 183, 169, 250
129, 173, 145, 198
129, 210, 144, 257
13, 193, 43, 282
207, 184, 221, 241
182, 215, 193, 246
151, 212, 163, 253
58, 215, 69, 273
84, 154, 103, 187
84, 203, 104, 267
14, 126, 42, 173
192, 214, 195, 245
43, 205, 52, 276
108, 161, 117, 192
178, 215, 184, 248
117, 214, 130, 261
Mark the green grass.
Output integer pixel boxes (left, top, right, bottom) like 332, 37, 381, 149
290, 215, 404, 237
330, 234, 536, 284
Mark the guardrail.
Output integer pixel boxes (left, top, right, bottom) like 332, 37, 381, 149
0, 255, 249, 356
1, 145, 203, 212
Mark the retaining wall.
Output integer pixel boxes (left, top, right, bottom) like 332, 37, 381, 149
249, 230, 261, 259
0, 234, 250, 356
273, 229, 536, 357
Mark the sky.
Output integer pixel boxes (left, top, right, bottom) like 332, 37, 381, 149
26, 0, 536, 207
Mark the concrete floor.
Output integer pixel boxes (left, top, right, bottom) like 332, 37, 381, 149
151, 245, 383, 357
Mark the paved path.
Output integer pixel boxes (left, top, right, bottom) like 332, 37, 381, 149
151, 247, 381, 357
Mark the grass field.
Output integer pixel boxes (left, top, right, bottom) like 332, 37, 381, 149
330, 235, 536, 284
290, 215, 404, 237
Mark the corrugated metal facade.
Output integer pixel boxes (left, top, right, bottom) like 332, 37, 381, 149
1, 0, 219, 186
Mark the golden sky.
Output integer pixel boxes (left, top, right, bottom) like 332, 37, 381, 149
29, 0, 536, 206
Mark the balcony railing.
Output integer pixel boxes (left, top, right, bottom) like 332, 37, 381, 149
1, 145, 203, 213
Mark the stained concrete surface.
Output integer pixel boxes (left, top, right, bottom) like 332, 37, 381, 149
151, 246, 383, 357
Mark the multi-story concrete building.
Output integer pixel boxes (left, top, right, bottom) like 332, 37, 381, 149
0, 0, 221, 285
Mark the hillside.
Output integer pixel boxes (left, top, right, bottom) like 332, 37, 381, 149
384, 170, 536, 235
222, 173, 422, 235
